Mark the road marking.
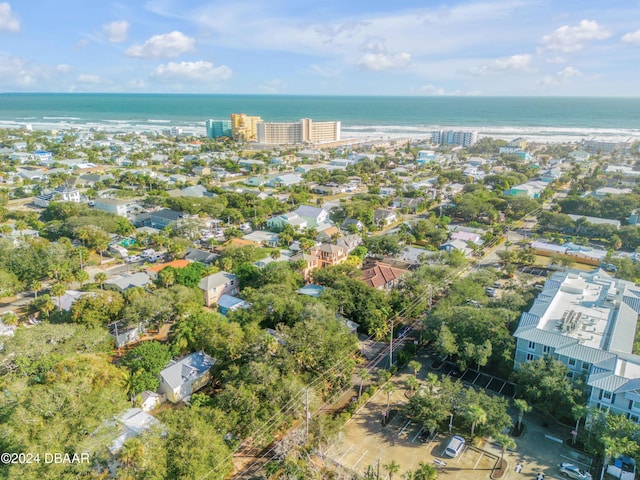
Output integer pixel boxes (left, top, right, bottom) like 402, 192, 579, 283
545, 434, 563, 444
338, 444, 354, 461
456, 446, 468, 464
352, 450, 368, 469
412, 427, 423, 443
398, 420, 412, 437
474, 452, 484, 469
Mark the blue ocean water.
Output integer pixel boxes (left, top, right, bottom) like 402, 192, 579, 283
1, 93, 639, 141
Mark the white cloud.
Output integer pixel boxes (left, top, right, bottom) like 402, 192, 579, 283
621, 29, 640, 45
537, 66, 582, 85
309, 64, 341, 78
356, 51, 411, 71
540, 20, 611, 52
0, 2, 19, 32
258, 79, 285, 94
416, 84, 480, 96
557, 66, 582, 79
544, 56, 567, 64
0, 55, 73, 89
469, 54, 532, 75
76, 74, 102, 84
103, 20, 129, 43
128, 78, 147, 89
56, 64, 71, 73
151, 60, 232, 82
125, 31, 195, 59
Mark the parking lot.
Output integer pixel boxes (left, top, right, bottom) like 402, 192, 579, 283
325, 381, 500, 479
325, 351, 594, 479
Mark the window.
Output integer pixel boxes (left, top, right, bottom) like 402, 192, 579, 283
568, 358, 576, 366
528, 341, 536, 350
599, 404, 610, 413
526, 353, 535, 361
543, 345, 551, 354
582, 362, 591, 371
602, 391, 612, 402
630, 414, 639, 424
633, 400, 640, 411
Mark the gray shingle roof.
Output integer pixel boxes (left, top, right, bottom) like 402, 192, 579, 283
159, 351, 215, 390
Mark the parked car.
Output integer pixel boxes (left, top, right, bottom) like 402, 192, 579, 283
485, 287, 496, 297
443, 436, 465, 458
559, 463, 592, 480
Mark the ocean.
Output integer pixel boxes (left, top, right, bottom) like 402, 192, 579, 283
1, 93, 639, 143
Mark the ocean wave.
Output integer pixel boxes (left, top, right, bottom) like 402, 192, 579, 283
146, 119, 172, 123
42, 116, 82, 120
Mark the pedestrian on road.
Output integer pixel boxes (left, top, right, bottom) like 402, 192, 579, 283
515, 463, 523, 473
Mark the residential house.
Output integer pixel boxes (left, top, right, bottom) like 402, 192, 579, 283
139, 391, 163, 412
55, 290, 94, 311
0, 227, 40, 246
311, 184, 342, 196
108, 408, 160, 454
450, 231, 482, 245
514, 269, 640, 424
109, 320, 145, 349
198, 271, 239, 307
336, 234, 363, 253
293, 205, 330, 227
439, 239, 472, 256
315, 226, 340, 243
267, 212, 308, 232
290, 252, 319, 282
242, 230, 280, 247
217, 294, 249, 315
185, 248, 219, 265
373, 209, 398, 227
104, 272, 152, 292
94, 197, 137, 217
158, 351, 216, 403
266, 173, 303, 188
341, 218, 365, 232
192, 165, 211, 176
567, 214, 620, 230
593, 187, 632, 199
310, 243, 348, 268
33, 187, 81, 207
361, 262, 407, 290
503, 181, 547, 199
168, 185, 215, 198
135, 209, 184, 229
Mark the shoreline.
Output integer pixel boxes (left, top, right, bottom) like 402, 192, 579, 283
1, 119, 638, 144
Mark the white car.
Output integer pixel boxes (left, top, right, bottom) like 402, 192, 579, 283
559, 463, 592, 480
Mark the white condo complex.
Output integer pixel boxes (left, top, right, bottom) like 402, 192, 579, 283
256, 118, 340, 145
514, 269, 640, 423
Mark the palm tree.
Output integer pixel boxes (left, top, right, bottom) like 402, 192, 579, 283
119, 437, 144, 468
358, 369, 371, 398
513, 399, 531, 431
465, 404, 487, 437
95, 272, 108, 290
50, 283, 66, 311
29, 280, 42, 300
383, 382, 395, 412
383, 460, 401, 480
75, 269, 90, 288
571, 404, 590, 445
412, 462, 437, 480
494, 433, 516, 467
408, 360, 422, 378
406, 376, 419, 396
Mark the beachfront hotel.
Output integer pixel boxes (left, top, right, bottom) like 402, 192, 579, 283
230, 113, 263, 142
256, 118, 341, 145
514, 269, 640, 423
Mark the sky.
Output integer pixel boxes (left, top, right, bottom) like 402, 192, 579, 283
0, 0, 639, 96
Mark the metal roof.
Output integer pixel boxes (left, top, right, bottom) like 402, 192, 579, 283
159, 352, 215, 390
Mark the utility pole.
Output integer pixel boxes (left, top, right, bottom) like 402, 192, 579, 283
389, 317, 394, 368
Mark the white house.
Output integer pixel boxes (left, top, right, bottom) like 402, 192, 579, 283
94, 197, 137, 217
158, 351, 216, 403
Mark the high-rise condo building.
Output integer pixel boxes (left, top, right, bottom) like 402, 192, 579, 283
206, 119, 232, 139
431, 129, 478, 147
230, 113, 263, 142
256, 118, 341, 145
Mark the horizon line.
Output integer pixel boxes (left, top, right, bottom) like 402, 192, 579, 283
2, 92, 640, 99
